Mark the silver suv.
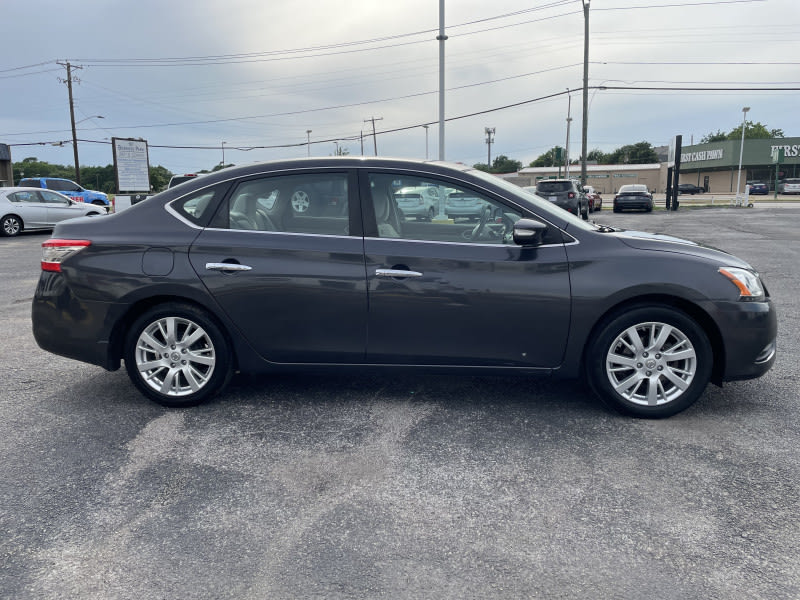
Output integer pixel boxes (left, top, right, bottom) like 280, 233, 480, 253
534, 179, 589, 220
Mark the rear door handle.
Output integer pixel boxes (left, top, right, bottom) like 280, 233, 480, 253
375, 268, 423, 278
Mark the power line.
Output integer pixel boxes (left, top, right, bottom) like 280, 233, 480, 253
11, 84, 797, 153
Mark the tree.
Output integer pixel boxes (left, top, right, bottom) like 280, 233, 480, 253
529, 147, 564, 168
606, 141, 659, 165
701, 121, 784, 144
586, 149, 609, 164
490, 155, 522, 174
700, 129, 727, 143
727, 121, 784, 141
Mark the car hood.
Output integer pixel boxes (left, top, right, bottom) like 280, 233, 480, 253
612, 229, 753, 269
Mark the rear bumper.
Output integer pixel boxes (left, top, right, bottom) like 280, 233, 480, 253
31, 272, 119, 371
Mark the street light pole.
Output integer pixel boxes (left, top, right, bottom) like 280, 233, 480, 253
221, 141, 226, 166
735, 106, 750, 199
580, 0, 590, 187
423, 125, 429, 160
565, 89, 572, 178
306, 130, 312, 157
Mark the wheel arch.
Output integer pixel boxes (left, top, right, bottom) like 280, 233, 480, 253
581, 294, 726, 385
107, 294, 239, 372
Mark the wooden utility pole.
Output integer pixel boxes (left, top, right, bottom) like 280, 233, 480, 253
364, 117, 383, 156
57, 61, 83, 185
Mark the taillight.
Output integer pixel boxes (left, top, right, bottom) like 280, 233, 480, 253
41, 239, 91, 272
568, 192, 575, 199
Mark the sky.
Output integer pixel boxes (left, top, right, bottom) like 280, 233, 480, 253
2, 0, 798, 180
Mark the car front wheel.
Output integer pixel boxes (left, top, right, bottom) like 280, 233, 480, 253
124, 303, 232, 407
586, 306, 713, 418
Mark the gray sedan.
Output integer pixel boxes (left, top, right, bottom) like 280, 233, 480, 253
1, 187, 106, 236
31, 158, 777, 418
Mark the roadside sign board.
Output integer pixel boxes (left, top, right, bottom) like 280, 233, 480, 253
112, 137, 150, 193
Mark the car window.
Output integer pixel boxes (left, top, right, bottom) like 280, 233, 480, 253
47, 179, 81, 192
40, 190, 70, 204
8, 191, 41, 203
537, 181, 572, 193
368, 173, 521, 245
172, 184, 229, 226
226, 173, 350, 236
20, 179, 41, 188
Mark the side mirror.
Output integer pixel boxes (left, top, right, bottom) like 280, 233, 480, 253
513, 218, 547, 247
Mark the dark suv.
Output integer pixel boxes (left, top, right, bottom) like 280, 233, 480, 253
534, 179, 589, 220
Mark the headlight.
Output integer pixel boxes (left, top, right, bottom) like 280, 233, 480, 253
719, 267, 765, 301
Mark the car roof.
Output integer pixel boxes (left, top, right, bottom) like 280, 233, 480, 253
2, 186, 70, 195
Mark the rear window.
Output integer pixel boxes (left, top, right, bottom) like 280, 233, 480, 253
537, 181, 572, 193
785, 179, 800, 185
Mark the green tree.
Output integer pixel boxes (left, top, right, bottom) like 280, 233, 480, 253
727, 121, 784, 141
700, 129, 727, 143
490, 155, 522, 174
607, 141, 659, 165
529, 147, 564, 168
586, 148, 609, 164
701, 121, 784, 144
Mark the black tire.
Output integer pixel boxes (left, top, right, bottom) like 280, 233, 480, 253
124, 303, 232, 407
586, 305, 713, 418
581, 204, 589, 220
0, 215, 23, 237
1, 215, 22, 237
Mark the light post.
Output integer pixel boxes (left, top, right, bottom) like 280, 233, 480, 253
306, 130, 312, 157
735, 106, 750, 199
423, 125, 429, 160
565, 89, 572, 178
221, 141, 226, 166
581, 0, 590, 187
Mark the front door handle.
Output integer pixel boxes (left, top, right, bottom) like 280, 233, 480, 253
206, 262, 253, 272
375, 268, 423, 278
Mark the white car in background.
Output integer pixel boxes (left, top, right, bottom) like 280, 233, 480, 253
1, 187, 105, 237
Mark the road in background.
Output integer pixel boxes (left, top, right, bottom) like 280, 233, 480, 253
2, 207, 798, 599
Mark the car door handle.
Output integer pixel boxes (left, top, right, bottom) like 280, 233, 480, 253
375, 268, 423, 278
206, 262, 253, 272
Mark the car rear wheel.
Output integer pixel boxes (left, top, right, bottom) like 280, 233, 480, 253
586, 306, 712, 418
124, 303, 232, 407
1, 215, 22, 237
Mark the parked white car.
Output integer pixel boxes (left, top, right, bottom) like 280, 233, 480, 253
1, 187, 105, 237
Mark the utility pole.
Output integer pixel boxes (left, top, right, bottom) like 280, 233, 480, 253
485, 127, 495, 168
57, 61, 83, 185
306, 130, 312, 157
364, 117, 383, 156
438, 0, 447, 160
580, 0, 590, 187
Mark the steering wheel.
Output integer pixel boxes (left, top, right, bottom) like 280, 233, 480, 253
469, 205, 492, 240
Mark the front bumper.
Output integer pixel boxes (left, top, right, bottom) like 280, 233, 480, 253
716, 298, 777, 382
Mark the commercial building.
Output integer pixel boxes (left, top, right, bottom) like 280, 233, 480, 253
506, 136, 799, 194
679, 137, 800, 193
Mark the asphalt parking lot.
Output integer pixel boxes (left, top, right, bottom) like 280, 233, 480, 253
2, 205, 798, 599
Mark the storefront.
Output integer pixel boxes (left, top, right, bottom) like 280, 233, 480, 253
678, 137, 800, 193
